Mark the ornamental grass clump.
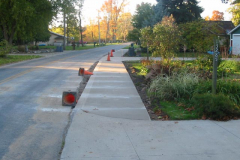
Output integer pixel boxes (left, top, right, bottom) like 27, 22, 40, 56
148, 71, 200, 101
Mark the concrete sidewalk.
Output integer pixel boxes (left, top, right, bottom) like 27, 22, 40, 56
61, 49, 240, 160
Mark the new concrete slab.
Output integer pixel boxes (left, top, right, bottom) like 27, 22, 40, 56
61, 111, 240, 160
61, 49, 240, 160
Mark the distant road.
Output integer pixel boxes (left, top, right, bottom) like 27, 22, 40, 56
0, 44, 128, 160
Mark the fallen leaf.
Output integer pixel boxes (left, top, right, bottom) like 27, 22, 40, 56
202, 115, 207, 120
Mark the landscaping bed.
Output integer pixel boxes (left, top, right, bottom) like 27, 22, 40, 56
124, 57, 240, 121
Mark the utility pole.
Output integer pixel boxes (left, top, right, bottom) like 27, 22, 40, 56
63, 11, 66, 50
98, 11, 101, 45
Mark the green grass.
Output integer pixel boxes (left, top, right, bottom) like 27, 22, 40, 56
126, 60, 148, 76
160, 101, 199, 120
0, 55, 42, 66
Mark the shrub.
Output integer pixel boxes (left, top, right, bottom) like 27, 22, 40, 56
194, 79, 240, 105
0, 40, 11, 57
145, 59, 183, 80
218, 60, 240, 77
17, 45, 25, 52
191, 93, 240, 120
194, 54, 221, 71
29, 45, 39, 50
148, 71, 200, 101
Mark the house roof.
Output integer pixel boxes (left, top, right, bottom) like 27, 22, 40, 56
55, 36, 64, 40
228, 24, 240, 35
49, 31, 67, 38
204, 21, 235, 35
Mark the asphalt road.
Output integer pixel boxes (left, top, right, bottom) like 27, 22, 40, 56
0, 44, 128, 160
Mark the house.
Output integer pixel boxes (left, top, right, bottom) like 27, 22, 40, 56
37, 31, 67, 46
205, 21, 234, 44
228, 24, 240, 55
204, 21, 235, 56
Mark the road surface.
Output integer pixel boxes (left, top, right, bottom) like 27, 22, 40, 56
0, 44, 128, 160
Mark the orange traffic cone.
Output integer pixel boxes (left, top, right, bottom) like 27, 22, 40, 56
78, 68, 93, 76
107, 53, 111, 61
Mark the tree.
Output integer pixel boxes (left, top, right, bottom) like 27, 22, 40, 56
140, 27, 154, 60
228, 2, 240, 26
151, 15, 181, 59
54, 0, 78, 49
100, 0, 127, 42
160, 0, 203, 24
205, 16, 211, 21
50, 25, 64, 35
117, 12, 133, 41
76, 0, 84, 46
151, 0, 168, 26
127, 28, 141, 44
0, 0, 54, 45
210, 10, 224, 21
179, 20, 218, 53
132, 2, 155, 29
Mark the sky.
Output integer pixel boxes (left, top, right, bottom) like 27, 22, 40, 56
81, 0, 233, 25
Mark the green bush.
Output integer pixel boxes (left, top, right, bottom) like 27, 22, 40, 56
194, 54, 221, 71
17, 45, 25, 52
191, 93, 240, 120
0, 40, 11, 57
194, 79, 240, 105
148, 71, 200, 101
218, 60, 240, 77
29, 45, 39, 50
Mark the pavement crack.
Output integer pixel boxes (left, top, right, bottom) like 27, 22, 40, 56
212, 121, 240, 140
58, 106, 75, 159
122, 125, 141, 160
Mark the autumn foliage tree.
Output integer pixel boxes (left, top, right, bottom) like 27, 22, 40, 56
100, 0, 128, 42
117, 12, 133, 41
210, 10, 224, 21
83, 19, 99, 42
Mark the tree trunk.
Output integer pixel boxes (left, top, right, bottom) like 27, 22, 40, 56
2, 24, 15, 45
80, 17, 83, 47
67, 17, 69, 45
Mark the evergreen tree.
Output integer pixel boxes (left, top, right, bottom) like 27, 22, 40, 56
132, 2, 155, 29
158, 0, 203, 24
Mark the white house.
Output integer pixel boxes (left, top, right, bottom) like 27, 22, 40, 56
228, 24, 240, 55
37, 31, 67, 46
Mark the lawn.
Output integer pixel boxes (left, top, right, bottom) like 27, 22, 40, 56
0, 55, 42, 66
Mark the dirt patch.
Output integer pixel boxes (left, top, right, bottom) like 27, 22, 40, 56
76, 61, 99, 106
123, 61, 168, 121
